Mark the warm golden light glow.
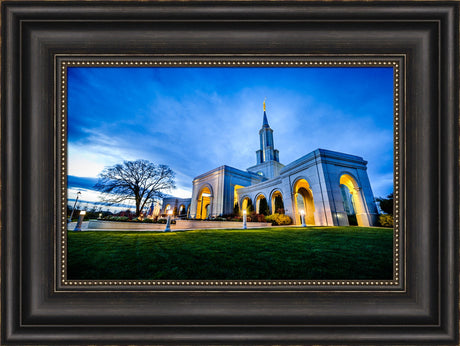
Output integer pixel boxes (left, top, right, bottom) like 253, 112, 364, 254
255, 194, 267, 214
300, 209, 305, 215
263, 98, 266, 111
340, 174, 365, 226
197, 186, 212, 219
340, 174, 357, 192
243, 209, 247, 215
167, 210, 173, 215
270, 190, 283, 215
80, 210, 86, 215
234, 184, 244, 207
241, 197, 250, 214
293, 179, 315, 225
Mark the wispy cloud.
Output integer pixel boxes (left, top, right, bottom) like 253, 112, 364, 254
68, 66, 394, 205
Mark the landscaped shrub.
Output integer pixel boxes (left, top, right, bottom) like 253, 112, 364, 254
229, 216, 242, 222
105, 216, 130, 222
277, 214, 292, 225
210, 217, 227, 221
264, 214, 275, 224
252, 213, 266, 222
265, 213, 292, 225
379, 214, 393, 227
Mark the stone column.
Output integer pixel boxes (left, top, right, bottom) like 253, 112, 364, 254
353, 187, 372, 226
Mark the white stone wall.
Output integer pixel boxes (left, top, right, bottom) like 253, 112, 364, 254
189, 167, 222, 218
189, 166, 264, 218
188, 149, 379, 226
160, 197, 191, 215
237, 177, 283, 214
247, 160, 285, 179
237, 149, 379, 227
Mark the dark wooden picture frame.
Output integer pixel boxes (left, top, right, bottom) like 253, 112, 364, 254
2, 1, 459, 345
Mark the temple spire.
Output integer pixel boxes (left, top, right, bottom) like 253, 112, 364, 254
262, 98, 269, 127
256, 99, 279, 164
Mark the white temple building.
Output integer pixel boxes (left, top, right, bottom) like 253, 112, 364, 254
162, 102, 379, 226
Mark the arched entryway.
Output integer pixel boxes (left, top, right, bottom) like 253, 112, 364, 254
178, 204, 186, 216
255, 194, 269, 215
196, 185, 212, 219
241, 196, 253, 214
293, 179, 315, 225
233, 184, 244, 213
164, 204, 171, 214
270, 190, 284, 214
339, 174, 367, 226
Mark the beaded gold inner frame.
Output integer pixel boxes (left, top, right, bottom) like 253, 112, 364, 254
57, 56, 404, 291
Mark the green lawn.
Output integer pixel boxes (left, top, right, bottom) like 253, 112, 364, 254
67, 227, 393, 280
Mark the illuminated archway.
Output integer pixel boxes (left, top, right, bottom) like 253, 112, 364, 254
255, 194, 269, 215
293, 179, 315, 225
164, 204, 171, 214
241, 196, 253, 214
179, 204, 186, 216
234, 184, 245, 209
196, 185, 212, 219
270, 190, 284, 214
339, 174, 367, 226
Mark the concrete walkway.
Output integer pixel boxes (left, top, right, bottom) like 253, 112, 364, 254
67, 221, 90, 231
67, 219, 273, 232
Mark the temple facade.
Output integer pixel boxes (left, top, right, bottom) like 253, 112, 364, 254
163, 102, 379, 226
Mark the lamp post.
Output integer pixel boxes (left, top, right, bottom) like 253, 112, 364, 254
242, 209, 247, 229
68, 191, 81, 223
165, 210, 173, 232
300, 209, 306, 227
74, 210, 86, 231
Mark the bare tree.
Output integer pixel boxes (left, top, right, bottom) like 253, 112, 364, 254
94, 160, 175, 216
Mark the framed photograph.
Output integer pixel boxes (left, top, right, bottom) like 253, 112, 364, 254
64, 59, 397, 284
2, 1, 459, 345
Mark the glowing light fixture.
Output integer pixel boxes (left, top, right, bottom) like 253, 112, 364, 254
165, 209, 173, 232
73, 209, 86, 232
300, 209, 306, 227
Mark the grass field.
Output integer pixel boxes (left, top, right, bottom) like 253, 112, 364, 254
67, 226, 393, 280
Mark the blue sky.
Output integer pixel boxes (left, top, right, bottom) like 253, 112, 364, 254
67, 66, 394, 210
